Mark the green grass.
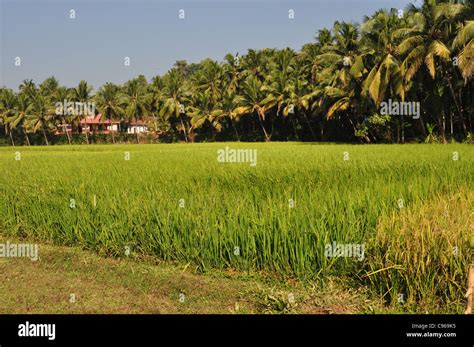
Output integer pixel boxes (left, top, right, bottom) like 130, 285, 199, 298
0, 143, 472, 311
0, 235, 386, 314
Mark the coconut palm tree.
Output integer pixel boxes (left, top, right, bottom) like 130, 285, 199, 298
316, 21, 366, 87
314, 21, 368, 137
236, 75, 273, 141
261, 69, 294, 138
360, 9, 410, 141
0, 88, 17, 146
159, 69, 190, 142
284, 76, 316, 141
192, 59, 223, 104
263, 70, 290, 117
95, 83, 122, 143
241, 48, 276, 81
39, 76, 60, 97
7, 93, 32, 145
119, 79, 151, 143
439, 2, 473, 135
213, 91, 243, 141
188, 90, 222, 139
222, 53, 241, 94
70, 80, 94, 143
452, 20, 474, 82
26, 94, 56, 146
361, 9, 407, 105
19, 79, 37, 99
51, 86, 73, 144
149, 76, 164, 112
395, 0, 458, 141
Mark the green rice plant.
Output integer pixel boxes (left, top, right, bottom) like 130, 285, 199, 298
364, 190, 473, 310
0, 143, 472, 309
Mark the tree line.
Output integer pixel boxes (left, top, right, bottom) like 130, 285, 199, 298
0, 0, 473, 145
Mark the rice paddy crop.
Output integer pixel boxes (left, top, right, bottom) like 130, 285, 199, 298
0, 143, 472, 308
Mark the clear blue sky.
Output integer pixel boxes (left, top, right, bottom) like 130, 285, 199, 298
1, 0, 413, 91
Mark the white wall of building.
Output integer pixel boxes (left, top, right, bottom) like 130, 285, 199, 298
127, 125, 148, 134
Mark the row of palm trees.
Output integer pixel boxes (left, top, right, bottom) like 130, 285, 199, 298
1, 0, 473, 145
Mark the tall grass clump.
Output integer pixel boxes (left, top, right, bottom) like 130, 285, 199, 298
364, 190, 473, 311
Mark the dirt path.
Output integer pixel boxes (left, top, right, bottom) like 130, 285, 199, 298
0, 237, 379, 314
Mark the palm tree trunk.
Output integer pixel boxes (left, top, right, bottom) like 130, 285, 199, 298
257, 110, 270, 141
401, 114, 405, 144
63, 124, 71, 145
180, 118, 188, 142
230, 117, 240, 141
450, 112, 454, 138
445, 72, 463, 137
347, 116, 358, 136
84, 128, 89, 144
43, 130, 49, 146
9, 127, 15, 147
270, 114, 275, 139
397, 119, 400, 143
290, 115, 299, 141
418, 114, 427, 138
440, 114, 447, 144
208, 123, 216, 142
24, 129, 30, 146
303, 112, 317, 141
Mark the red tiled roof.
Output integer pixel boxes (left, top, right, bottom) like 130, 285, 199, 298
80, 114, 104, 124
80, 114, 118, 124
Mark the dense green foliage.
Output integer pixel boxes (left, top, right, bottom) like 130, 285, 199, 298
1, 0, 473, 144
